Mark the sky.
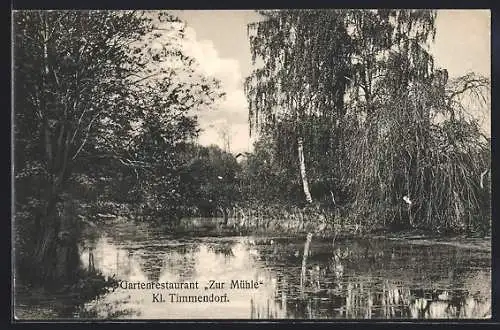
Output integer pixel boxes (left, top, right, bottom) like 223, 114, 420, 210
170, 10, 491, 154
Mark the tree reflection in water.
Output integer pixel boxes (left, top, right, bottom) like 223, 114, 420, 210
259, 237, 491, 319
74, 226, 490, 320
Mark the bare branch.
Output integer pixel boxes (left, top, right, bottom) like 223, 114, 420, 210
71, 113, 100, 160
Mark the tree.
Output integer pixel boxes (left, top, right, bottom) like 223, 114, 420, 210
245, 9, 353, 205
178, 144, 241, 221
239, 137, 304, 206
14, 10, 149, 284
245, 9, 490, 232
217, 123, 232, 153
340, 10, 438, 227
98, 12, 224, 221
13, 10, 223, 285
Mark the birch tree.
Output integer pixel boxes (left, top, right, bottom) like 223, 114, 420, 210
245, 9, 352, 205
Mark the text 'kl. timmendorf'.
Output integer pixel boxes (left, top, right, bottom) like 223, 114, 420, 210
117, 280, 264, 303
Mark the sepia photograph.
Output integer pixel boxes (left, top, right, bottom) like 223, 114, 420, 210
12, 9, 491, 320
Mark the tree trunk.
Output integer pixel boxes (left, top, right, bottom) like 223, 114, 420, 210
31, 196, 80, 287
223, 207, 229, 226
298, 137, 315, 279
297, 137, 313, 204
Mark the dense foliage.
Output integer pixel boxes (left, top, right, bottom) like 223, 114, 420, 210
14, 10, 223, 285
244, 9, 491, 234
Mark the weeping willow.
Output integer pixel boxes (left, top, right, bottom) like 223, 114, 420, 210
246, 9, 491, 233
345, 68, 490, 232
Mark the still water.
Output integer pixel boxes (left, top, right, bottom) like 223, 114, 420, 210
62, 219, 492, 320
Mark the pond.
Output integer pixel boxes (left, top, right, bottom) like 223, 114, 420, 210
16, 219, 492, 320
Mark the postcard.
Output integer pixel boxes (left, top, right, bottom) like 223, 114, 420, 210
11, 8, 491, 321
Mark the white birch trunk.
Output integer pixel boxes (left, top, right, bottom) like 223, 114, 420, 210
298, 137, 313, 203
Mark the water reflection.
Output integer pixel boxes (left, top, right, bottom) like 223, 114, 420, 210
75, 224, 490, 320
